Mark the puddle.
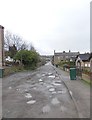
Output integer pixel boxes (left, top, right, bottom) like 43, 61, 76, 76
51, 91, 56, 94
51, 98, 60, 105
42, 74, 45, 77
24, 89, 28, 92
61, 90, 66, 94
49, 88, 55, 92
37, 74, 41, 77
48, 73, 53, 75
52, 82, 61, 86
43, 83, 46, 85
46, 85, 53, 88
25, 93, 32, 98
48, 75, 55, 78
60, 106, 67, 112
42, 105, 51, 113
33, 87, 37, 90
69, 91, 73, 96
26, 81, 31, 83
56, 77, 60, 79
56, 80, 61, 83
57, 91, 62, 94
8, 87, 12, 90
27, 100, 36, 104
39, 82, 43, 85
39, 79, 43, 82
16, 88, 20, 91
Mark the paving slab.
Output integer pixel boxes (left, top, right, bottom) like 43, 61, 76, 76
56, 67, 90, 118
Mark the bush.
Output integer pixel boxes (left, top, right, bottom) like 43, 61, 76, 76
58, 61, 75, 68
14, 50, 40, 69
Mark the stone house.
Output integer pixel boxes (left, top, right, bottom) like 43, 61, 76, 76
76, 53, 90, 68
89, 53, 92, 80
53, 50, 79, 65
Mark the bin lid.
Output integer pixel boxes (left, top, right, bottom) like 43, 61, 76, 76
0, 67, 4, 70
70, 68, 76, 70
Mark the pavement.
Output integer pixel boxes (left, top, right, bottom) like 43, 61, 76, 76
2, 62, 90, 118
0, 78, 2, 119
55, 67, 90, 118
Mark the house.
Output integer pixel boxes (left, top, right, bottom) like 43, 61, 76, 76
40, 55, 52, 61
5, 56, 13, 62
53, 50, 79, 65
89, 53, 92, 69
76, 53, 90, 68
89, 53, 92, 80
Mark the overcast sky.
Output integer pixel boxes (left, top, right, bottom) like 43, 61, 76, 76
0, 0, 91, 55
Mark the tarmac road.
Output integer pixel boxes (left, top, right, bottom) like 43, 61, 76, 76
2, 62, 83, 118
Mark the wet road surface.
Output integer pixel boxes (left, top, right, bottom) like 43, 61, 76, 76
2, 62, 79, 118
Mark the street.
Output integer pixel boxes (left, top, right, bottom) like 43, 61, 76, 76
2, 62, 90, 118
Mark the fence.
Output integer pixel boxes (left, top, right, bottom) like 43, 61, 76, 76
76, 67, 82, 80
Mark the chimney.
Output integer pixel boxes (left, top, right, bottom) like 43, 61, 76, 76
0, 25, 4, 67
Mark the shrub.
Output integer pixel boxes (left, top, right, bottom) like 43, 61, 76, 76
14, 50, 40, 69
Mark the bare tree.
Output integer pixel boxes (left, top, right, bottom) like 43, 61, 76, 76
20, 42, 28, 50
4, 31, 24, 51
4, 31, 12, 50
30, 44, 36, 51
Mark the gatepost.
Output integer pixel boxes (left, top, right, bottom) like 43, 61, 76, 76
0, 25, 4, 78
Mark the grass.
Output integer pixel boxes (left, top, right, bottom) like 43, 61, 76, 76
59, 66, 91, 85
3, 61, 45, 77
4, 65, 25, 76
81, 78, 91, 86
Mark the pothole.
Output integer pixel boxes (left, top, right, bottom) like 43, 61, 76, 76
48, 73, 53, 75
52, 82, 61, 86
60, 106, 67, 112
48, 75, 55, 78
27, 100, 36, 104
25, 93, 32, 98
39, 79, 43, 82
57, 91, 62, 94
61, 90, 66, 94
8, 87, 12, 90
51, 91, 57, 94
42, 105, 51, 113
51, 97, 60, 105
49, 88, 55, 92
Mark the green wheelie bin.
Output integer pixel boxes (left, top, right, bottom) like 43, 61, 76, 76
0, 68, 4, 78
70, 68, 76, 80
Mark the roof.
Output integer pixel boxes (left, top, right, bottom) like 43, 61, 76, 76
0, 25, 4, 29
54, 52, 79, 56
70, 56, 77, 61
78, 53, 90, 61
89, 53, 92, 60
